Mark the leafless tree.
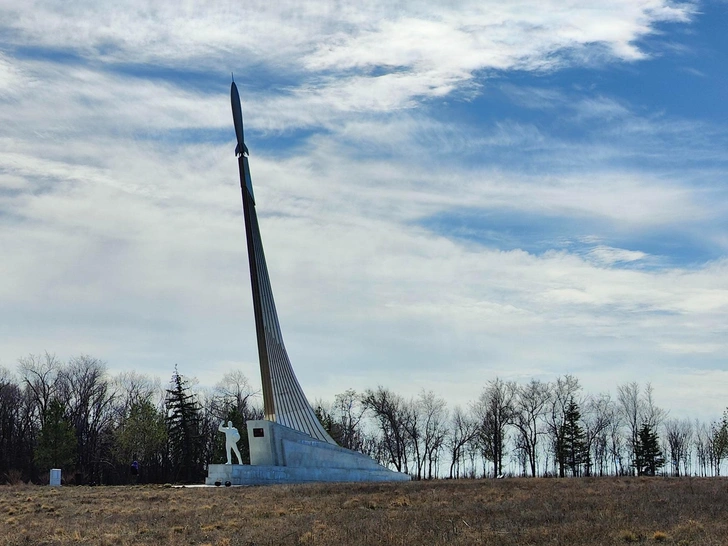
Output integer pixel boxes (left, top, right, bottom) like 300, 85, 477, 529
18, 352, 62, 429
113, 371, 162, 416
692, 419, 727, 477
607, 414, 626, 475
214, 370, 260, 420
473, 378, 517, 478
58, 356, 116, 482
330, 389, 367, 451
664, 419, 693, 476
446, 405, 478, 479
581, 393, 616, 476
362, 387, 412, 473
544, 375, 581, 477
401, 399, 423, 479
642, 383, 667, 430
617, 382, 642, 472
694, 420, 712, 476
0, 367, 32, 480
618, 382, 667, 475
512, 379, 549, 477
416, 390, 448, 479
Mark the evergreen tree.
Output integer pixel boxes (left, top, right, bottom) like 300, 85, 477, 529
633, 423, 665, 476
165, 367, 203, 483
115, 399, 168, 483
35, 398, 77, 473
710, 412, 728, 476
315, 405, 343, 446
559, 397, 587, 477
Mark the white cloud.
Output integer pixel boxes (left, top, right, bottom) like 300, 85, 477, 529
0, 0, 696, 115
587, 246, 647, 265
0, 63, 228, 142
2, 0, 728, 424
0, 53, 22, 92
574, 97, 632, 121
3, 128, 726, 387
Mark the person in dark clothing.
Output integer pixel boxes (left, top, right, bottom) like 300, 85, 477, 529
130, 459, 139, 484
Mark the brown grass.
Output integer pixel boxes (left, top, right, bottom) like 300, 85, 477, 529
0, 477, 726, 545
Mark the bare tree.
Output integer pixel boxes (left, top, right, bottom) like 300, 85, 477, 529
332, 389, 367, 452
512, 379, 549, 477
592, 425, 609, 477
0, 367, 33, 480
618, 382, 667, 475
513, 433, 529, 476
642, 383, 667, 430
401, 398, 423, 479
608, 413, 626, 475
58, 356, 116, 483
113, 371, 162, 415
362, 387, 412, 473
18, 352, 62, 429
399, 392, 448, 480
214, 370, 259, 420
581, 393, 615, 477
417, 390, 448, 479
544, 375, 581, 477
617, 382, 641, 473
694, 420, 712, 477
664, 419, 693, 476
446, 406, 478, 479
473, 378, 517, 478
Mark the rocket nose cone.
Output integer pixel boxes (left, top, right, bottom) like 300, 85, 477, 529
230, 82, 245, 152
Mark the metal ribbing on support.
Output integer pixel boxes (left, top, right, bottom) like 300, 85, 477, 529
237, 152, 335, 446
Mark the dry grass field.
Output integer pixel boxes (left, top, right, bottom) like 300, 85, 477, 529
1, 477, 727, 545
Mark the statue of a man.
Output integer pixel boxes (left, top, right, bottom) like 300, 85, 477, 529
218, 420, 243, 465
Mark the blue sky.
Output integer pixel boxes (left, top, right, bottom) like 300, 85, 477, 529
1, 0, 727, 420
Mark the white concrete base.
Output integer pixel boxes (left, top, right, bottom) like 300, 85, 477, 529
205, 420, 409, 485
205, 463, 409, 485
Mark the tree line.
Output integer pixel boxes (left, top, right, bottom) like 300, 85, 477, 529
1, 353, 727, 484
0, 353, 259, 484
331, 378, 728, 479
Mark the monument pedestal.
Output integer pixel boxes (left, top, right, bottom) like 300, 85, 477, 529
205, 420, 409, 485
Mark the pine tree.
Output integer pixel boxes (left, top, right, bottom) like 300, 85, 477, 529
315, 405, 343, 446
710, 412, 728, 476
559, 397, 587, 477
35, 398, 77, 473
165, 367, 203, 483
633, 423, 665, 476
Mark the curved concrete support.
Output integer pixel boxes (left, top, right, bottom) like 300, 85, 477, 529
213, 83, 410, 484
233, 83, 335, 444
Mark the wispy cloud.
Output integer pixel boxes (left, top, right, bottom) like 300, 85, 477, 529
586, 245, 648, 266
2, 0, 728, 422
1, 1, 697, 113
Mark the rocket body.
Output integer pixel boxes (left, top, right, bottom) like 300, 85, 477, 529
231, 82, 249, 157
231, 81, 254, 202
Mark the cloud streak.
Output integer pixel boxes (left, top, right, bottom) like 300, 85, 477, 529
1, 0, 727, 423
